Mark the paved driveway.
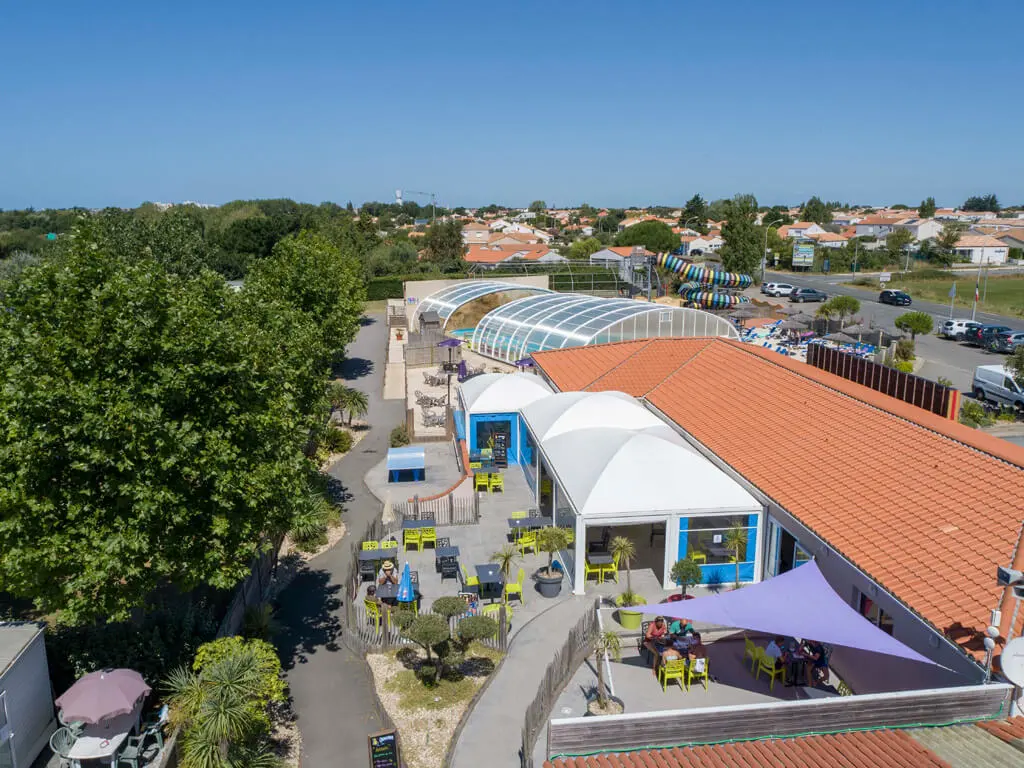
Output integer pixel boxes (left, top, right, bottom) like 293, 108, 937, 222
274, 313, 405, 768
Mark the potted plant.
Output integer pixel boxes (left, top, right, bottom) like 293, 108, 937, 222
724, 524, 748, 588
669, 556, 703, 600
609, 536, 646, 629
396, 329, 404, 341
534, 526, 571, 598
586, 630, 625, 716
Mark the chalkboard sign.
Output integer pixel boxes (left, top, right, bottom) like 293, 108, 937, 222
368, 729, 401, 768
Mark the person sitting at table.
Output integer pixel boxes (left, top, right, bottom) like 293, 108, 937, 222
687, 632, 707, 664
644, 617, 670, 672
803, 640, 829, 687
366, 584, 382, 605
378, 560, 399, 586
764, 636, 786, 670
669, 618, 694, 637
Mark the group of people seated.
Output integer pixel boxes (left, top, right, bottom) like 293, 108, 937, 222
764, 635, 830, 687
643, 616, 707, 675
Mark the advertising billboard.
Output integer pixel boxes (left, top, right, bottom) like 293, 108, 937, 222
792, 241, 815, 267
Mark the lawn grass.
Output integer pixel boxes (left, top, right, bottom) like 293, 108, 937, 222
385, 644, 503, 710
847, 273, 1024, 318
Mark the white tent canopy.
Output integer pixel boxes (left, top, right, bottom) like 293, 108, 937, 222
459, 373, 553, 416
521, 391, 667, 443
543, 428, 760, 519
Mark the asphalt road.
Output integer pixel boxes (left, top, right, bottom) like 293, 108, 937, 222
764, 271, 1023, 392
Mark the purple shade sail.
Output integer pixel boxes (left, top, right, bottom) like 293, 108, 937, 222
437, 338, 463, 348
642, 561, 936, 666
515, 357, 536, 367
55, 668, 151, 724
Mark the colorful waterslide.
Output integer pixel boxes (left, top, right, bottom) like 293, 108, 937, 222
656, 252, 753, 310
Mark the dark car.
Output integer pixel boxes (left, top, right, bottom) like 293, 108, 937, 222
879, 289, 912, 306
789, 287, 827, 303
964, 324, 1012, 347
991, 331, 1024, 353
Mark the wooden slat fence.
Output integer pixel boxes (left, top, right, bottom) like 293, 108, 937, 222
394, 493, 479, 526
351, 602, 509, 653
521, 599, 601, 768
546, 682, 1014, 760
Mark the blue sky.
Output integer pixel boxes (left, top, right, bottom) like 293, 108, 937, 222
4, 1, 1023, 210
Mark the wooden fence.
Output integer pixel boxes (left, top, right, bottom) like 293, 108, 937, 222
349, 601, 509, 653
806, 342, 959, 418
545, 682, 1014, 760
394, 492, 479, 526
521, 599, 601, 768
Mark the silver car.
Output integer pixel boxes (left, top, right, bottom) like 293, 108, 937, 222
992, 331, 1024, 353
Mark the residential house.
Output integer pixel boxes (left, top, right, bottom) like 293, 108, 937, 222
854, 215, 902, 238
464, 244, 566, 269
461, 221, 491, 245
805, 231, 848, 249
831, 212, 863, 227
679, 234, 724, 255
892, 217, 942, 242
954, 234, 1010, 264
617, 215, 676, 232
489, 231, 542, 246
589, 246, 653, 283
776, 222, 826, 239
988, 228, 1024, 251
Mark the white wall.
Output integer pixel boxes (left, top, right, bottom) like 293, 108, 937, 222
956, 246, 1009, 265
1, 626, 56, 768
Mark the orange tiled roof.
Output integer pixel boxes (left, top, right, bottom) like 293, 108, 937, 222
858, 214, 902, 225
606, 246, 654, 257
955, 234, 1006, 248
545, 730, 952, 768
533, 338, 1024, 658
977, 716, 1024, 743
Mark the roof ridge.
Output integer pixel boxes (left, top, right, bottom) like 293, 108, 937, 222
643, 338, 717, 398
583, 339, 656, 391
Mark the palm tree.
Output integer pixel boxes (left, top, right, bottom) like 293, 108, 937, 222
592, 630, 622, 709
723, 524, 748, 588
490, 544, 520, 581
609, 535, 637, 597
342, 387, 369, 425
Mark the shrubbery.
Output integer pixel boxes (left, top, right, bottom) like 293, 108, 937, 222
390, 424, 411, 447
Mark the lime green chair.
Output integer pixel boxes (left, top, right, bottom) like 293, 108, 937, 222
837, 680, 853, 696
404, 529, 422, 552
687, 657, 710, 692
744, 636, 758, 672
364, 598, 383, 631
518, 530, 537, 556
599, 551, 620, 584
504, 567, 526, 605
461, 565, 480, 588
469, 461, 482, 470
420, 527, 437, 549
474, 473, 490, 492
489, 474, 504, 493
584, 559, 603, 583
754, 649, 784, 691
658, 658, 687, 692
362, 540, 379, 551
511, 510, 528, 520
690, 551, 707, 564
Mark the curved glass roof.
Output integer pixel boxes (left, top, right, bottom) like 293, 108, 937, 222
471, 294, 739, 363
414, 280, 552, 330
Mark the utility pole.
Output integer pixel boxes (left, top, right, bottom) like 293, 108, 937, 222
983, 255, 990, 302
761, 218, 783, 283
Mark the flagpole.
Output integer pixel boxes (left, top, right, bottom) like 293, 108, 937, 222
972, 265, 981, 322
949, 282, 956, 320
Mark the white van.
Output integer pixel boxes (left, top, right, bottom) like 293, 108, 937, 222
972, 365, 1024, 410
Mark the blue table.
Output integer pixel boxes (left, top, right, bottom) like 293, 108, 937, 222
402, 519, 435, 530
358, 547, 399, 562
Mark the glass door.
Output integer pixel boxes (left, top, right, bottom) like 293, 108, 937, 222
0, 692, 14, 768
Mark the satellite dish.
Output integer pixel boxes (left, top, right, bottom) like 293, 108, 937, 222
1001, 637, 1024, 687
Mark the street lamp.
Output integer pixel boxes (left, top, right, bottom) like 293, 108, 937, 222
761, 218, 783, 283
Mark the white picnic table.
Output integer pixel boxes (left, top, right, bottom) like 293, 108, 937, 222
67, 709, 139, 767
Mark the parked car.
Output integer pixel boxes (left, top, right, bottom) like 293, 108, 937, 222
972, 365, 1024, 410
991, 331, 1024, 353
964, 324, 1012, 347
940, 319, 980, 341
878, 289, 911, 306
765, 283, 795, 297
789, 287, 827, 303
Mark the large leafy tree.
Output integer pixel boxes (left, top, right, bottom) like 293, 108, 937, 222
680, 194, 709, 234
0, 223, 327, 623
719, 198, 762, 275
935, 222, 966, 265
615, 221, 677, 253
886, 228, 915, 264
422, 220, 466, 270
895, 311, 934, 340
568, 236, 603, 260
919, 197, 937, 218
962, 194, 999, 212
246, 231, 365, 357
801, 196, 833, 224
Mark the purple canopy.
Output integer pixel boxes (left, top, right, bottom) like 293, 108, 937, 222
643, 561, 936, 666
55, 668, 151, 724
437, 338, 463, 348
515, 357, 536, 367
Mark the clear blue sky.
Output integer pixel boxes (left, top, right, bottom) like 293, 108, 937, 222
4, 0, 1023, 210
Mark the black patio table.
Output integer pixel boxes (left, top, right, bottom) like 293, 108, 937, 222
474, 564, 504, 602
358, 547, 399, 562
586, 553, 613, 566
434, 545, 460, 561
376, 571, 419, 605
706, 544, 732, 559
402, 519, 435, 529
507, 516, 552, 530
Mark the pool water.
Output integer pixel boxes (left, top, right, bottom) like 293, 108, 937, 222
449, 328, 476, 340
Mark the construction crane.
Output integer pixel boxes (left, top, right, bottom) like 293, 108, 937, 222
395, 189, 437, 223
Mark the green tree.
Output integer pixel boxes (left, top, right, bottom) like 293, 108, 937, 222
919, 197, 937, 218
962, 194, 999, 212
591, 630, 622, 709
246, 230, 366, 356
1007, 346, 1024, 388
720, 208, 762, 276
165, 637, 285, 768
801, 196, 833, 224
535, 526, 572, 578
680, 194, 710, 234
724, 524, 748, 587
935, 222, 965, 265
609, 535, 637, 599
328, 383, 368, 425
894, 311, 934, 340
707, 198, 732, 222
764, 205, 793, 227
490, 544, 521, 582
817, 295, 861, 326
0, 222, 326, 623
422, 220, 466, 270
529, 200, 548, 212
614, 221, 677, 253
568, 236, 603, 260
670, 557, 703, 598
886, 228, 916, 265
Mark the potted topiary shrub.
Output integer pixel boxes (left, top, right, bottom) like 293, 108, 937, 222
585, 630, 625, 716
534, 526, 572, 598
669, 556, 703, 601
609, 536, 646, 629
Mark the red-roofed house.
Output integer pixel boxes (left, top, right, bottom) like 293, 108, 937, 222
954, 234, 1010, 264
777, 222, 826, 239
465, 244, 566, 268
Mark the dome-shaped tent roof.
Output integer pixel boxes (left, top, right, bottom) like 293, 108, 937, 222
459, 373, 553, 415
543, 428, 759, 518
521, 391, 666, 443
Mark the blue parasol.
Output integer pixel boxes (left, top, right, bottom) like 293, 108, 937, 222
396, 562, 416, 603
515, 357, 535, 368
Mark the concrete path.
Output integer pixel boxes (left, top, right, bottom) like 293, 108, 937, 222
274, 313, 404, 768
451, 595, 596, 768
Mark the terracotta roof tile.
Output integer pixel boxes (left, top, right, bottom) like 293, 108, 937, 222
534, 338, 1024, 659
977, 716, 1024, 743
544, 730, 952, 768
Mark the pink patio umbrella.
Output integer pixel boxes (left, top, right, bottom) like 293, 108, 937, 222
55, 668, 151, 724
